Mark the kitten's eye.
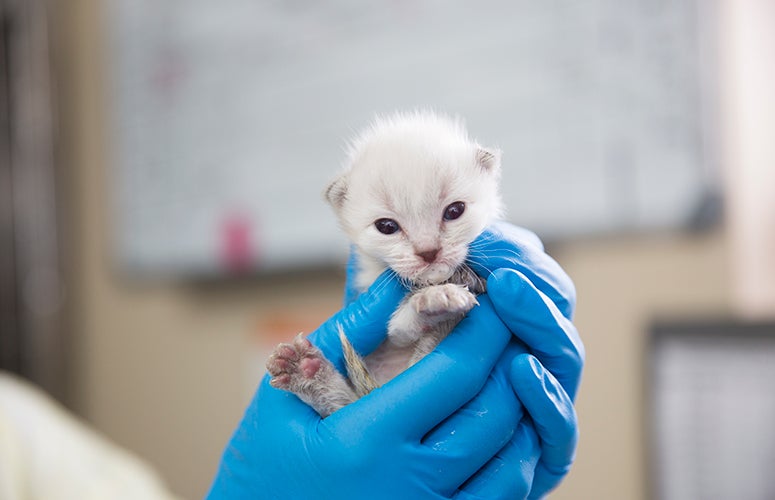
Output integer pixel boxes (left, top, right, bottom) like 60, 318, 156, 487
374, 218, 401, 235
443, 201, 466, 221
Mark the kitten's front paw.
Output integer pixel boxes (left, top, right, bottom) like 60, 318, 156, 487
412, 283, 478, 319
266, 334, 325, 391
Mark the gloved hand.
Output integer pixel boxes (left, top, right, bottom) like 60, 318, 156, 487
340, 222, 582, 499
208, 271, 545, 499
209, 222, 582, 499
465, 221, 584, 499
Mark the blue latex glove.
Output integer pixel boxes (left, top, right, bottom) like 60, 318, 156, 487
208, 272, 543, 499
340, 222, 582, 499
465, 221, 584, 499
209, 222, 582, 499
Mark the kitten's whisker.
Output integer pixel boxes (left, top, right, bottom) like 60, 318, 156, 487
464, 249, 494, 261
467, 246, 528, 261
465, 258, 496, 279
372, 269, 414, 297
367, 269, 399, 298
468, 234, 500, 247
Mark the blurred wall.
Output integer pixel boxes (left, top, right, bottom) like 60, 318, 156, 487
56, 1, 754, 499
57, 1, 343, 497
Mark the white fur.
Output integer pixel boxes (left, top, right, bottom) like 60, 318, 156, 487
328, 110, 503, 292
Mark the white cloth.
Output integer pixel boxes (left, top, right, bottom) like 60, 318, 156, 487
0, 372, 180, 500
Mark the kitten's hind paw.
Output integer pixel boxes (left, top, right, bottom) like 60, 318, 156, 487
266, 334, 359, 417
266, 334, 325, 390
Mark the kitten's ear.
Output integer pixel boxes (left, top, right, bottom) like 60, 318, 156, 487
476, 147, 502, 173
324, 174, 349, 211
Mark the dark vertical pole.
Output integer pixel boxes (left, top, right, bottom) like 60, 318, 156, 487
1, 0, 66, 402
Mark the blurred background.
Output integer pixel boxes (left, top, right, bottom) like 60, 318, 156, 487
1, 0, 774, 498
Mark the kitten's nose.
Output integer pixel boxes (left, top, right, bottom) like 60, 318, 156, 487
416, 248, 440, 263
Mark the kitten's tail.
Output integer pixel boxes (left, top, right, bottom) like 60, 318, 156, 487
339, 325, 379, 398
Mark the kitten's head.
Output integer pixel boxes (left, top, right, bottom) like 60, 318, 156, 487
326, 111, 503, 286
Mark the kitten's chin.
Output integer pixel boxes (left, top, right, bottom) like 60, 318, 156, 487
412, 265, 455, 286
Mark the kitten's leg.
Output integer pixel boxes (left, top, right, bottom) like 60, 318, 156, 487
388, 283, 478, 348
408, 319, 461, 366
266, 334, 358, 417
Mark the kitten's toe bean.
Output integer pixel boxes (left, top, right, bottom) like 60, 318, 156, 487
272, 357, 290, 372
293, 334, 314, 351
269, 373, 291, 388
277, 344, 299, 361
299, 356, 322, 378
266, 343, 294, 375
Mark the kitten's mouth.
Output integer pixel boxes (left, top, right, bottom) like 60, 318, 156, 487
410, 263, 456, 286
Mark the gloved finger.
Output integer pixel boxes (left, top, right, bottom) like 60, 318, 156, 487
487, 268, 584, 400
308, 270, 406, 373
467, 221, 576, 320
214, 374, 321, 493
343, 245, 361, 306
327, 295, 511, 441
421, 364, 524, 493
422, 338, 527, 446
255, 375, 320, 419
511, 355, 577, 499
456, 419, 541, 500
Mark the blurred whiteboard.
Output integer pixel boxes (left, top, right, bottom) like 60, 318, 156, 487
106, 0, 718, 276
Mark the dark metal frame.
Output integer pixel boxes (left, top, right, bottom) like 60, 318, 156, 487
647, 319, 775, 500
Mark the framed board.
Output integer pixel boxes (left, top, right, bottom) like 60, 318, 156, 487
649, 320, 775, 500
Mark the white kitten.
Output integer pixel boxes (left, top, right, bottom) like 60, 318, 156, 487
267, 111, 503, 417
